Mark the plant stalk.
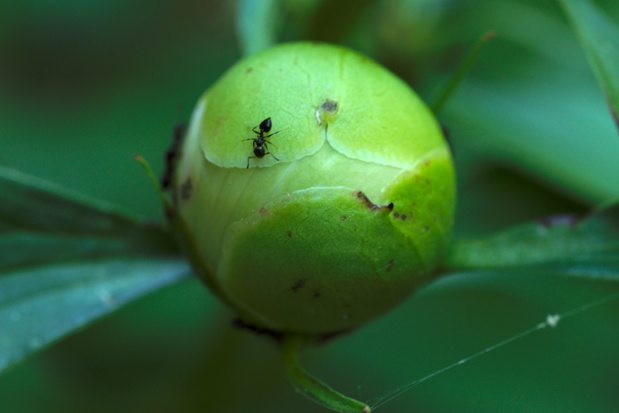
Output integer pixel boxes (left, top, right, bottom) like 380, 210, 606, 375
432, 30, 496, 115
282, 334, 371, 413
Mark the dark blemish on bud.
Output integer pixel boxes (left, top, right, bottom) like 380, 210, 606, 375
315, 99, 339, 125
312, 290, 321, 300
539, 214, 581, 228
181, 178, 192, 201
392, 211, 408, 221
259, 206, 268, 214
245, 67, 253, 74
290, 278, 306, 293
340, 215, 347, 221
355, 190, 373, 207
354, 191, 394, 214
161, 122, 186, 190
171, 186, 178, 206
386, 259, 395, 272
321, 99, 338, 114
286, 229, 292, 238
232, 319, 282, 342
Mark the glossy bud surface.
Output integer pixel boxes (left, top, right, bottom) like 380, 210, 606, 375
173, 42, 455, 334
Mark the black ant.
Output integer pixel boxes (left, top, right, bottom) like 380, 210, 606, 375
244, 117, 284, 168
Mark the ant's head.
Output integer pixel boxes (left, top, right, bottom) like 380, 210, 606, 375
259, 117, 272, 133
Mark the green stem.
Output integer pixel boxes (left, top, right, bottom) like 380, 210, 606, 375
236, 0, 280, 56
282, 334, 371, 413
431, 30, 496, 116
133, 153, 172, 210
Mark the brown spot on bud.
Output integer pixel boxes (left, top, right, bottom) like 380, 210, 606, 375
392, 211, 409, 221
354, 191, 394, 214
315, 99, 339, 125
290, 278, 306, 293
181, 178, 193, 201
321, 99, 338, 114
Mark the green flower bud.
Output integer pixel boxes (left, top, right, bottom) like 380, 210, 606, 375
172, 42, 455, 335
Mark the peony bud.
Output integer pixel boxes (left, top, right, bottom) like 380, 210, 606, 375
171, 42, 455, 335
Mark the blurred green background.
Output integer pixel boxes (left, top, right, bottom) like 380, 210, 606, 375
1, 0, 618, 412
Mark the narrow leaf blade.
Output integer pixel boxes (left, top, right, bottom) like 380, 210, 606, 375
0, 258, 189, 372
433, 205, 619, 322
446, 206, 619, 269
559, 0, 619, 128
0, 166, 192, 373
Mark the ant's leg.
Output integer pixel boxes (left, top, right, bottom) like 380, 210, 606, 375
265, 151, 280, 161
263, 139, 278, 149
246, 156, 255, 169
262, 141, 279, 161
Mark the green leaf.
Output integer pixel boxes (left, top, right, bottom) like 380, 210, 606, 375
439, 1, 619, 204
236, 0, 282, 56
437, 204, 619, 312
446, 205, 619, 269
422, 205, 619, 367
559, 0, 619, 129
0, 166, 192, 373
282, 334, 371, 413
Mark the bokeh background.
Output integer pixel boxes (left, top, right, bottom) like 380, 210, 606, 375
1, 0, 618, 412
